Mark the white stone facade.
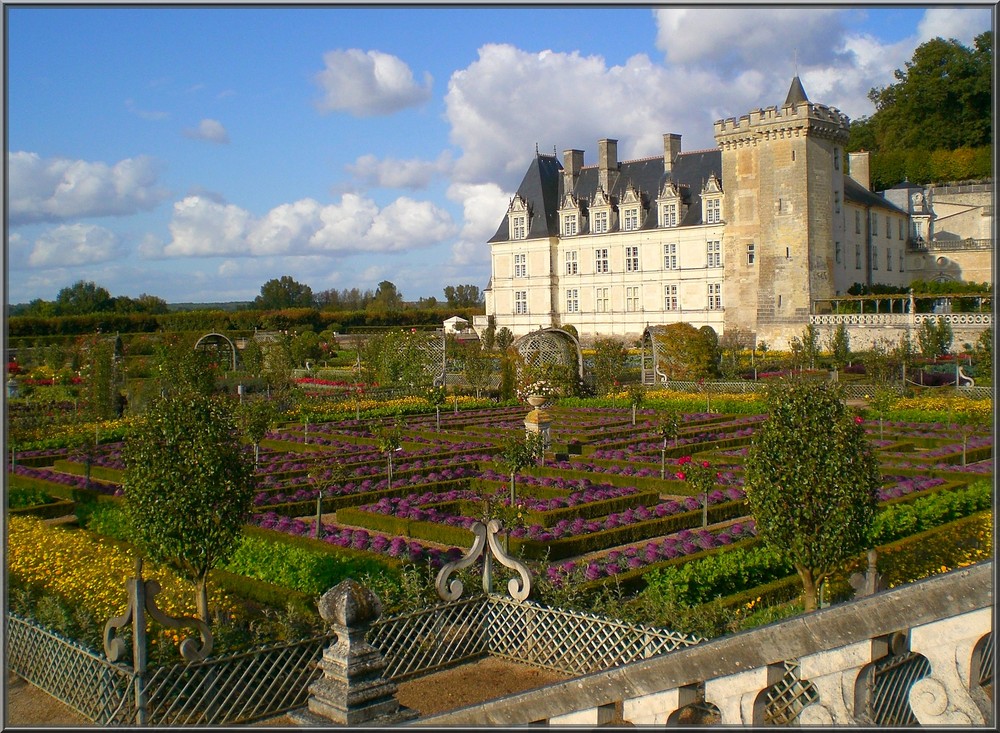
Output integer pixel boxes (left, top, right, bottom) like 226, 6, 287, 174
482, 78, 993, 349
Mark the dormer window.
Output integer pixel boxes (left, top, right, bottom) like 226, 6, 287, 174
702, 174, 723, 224
657, 180, 683, 229
620, 183, 645, 232
590, 187, 615, 234
558, 192, 585, 237
508, 193, 530, 240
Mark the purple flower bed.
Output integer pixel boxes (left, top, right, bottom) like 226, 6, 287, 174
546, 458, 742, 486
250, 511, 464, 569
544, 520, 758, 585
877, 475, 947, 501
12, 464, 122, 496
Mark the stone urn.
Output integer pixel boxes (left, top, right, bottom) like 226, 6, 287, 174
526, 394, 548, 408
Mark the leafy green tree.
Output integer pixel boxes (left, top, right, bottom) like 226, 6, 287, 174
826, 323, 852, 373
972, 329, 992, 386
499, 431, 544, 506
591, 337, 629, 395
234, 398, 279, 468
123, 394, 255, 622
657, 413, 680, 479
718, 327, 750, 379
55, 280, 113, 316
443, 284, 482, 307
866, 384, 898, 441
368, 280, 403, 315
861, 338, 896, 385
917, 317, 953, 358
800, 324, 821, 370
627, 382, 645, 426
254, 276, 314, 310
290, 330, 322, 368
372, 417, 404, 490
652, 323, 717, 380
867, 33, 992, 152
744, 381, 881, 612
462, 343, 492, 399
495, 327, 514, 352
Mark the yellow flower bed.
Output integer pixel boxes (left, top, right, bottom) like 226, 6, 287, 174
7, 516, 236, 626
893, 394, 992, 419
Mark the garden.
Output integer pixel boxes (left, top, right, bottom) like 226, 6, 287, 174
7, 374, 993, 660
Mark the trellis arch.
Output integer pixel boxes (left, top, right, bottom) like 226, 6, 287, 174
512, 328, 584, 381
194, 332, 238, 371
641, 325, 668, 385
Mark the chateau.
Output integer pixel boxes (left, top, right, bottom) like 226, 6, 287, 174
480, 77, 992, 348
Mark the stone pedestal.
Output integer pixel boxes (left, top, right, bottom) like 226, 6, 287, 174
524, 400, 551, 451
291, 579, 416, 727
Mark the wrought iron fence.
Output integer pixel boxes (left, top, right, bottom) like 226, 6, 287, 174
6, 613, 133, 724
865, 650, 932, 726
764, 660, 819, 725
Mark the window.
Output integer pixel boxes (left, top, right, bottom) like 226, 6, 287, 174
517, 253, 528, 277
566, 289, 579, 313
898, 219, 904, 240
664, 243, 678, 270
747, 243, 755, 266
664, 285, 678, 311
834, 191, 841, 214
835, 241, 842, 265
565, 250, 578, 275
596, 287, 609, 313
871, 213, 878, 237
855, 243, 862, 269
834, 147, 840, 170
514, 290, 527, 315
707, 283, 722, 310
626, 286, 639, 312
886, 217, 891, 238
623, 208, 639, 232
887, 247, 893, 271
855, 210, 861, 234
705, 198, 721, 224
562, 213, 577, 236
592, 211, 609, 234
595, 248, 609, 274
512, 215, 527, 240
899, 250, 904, 272
706, 240, 721, 268
625, 246, 640, 272
872, 245, 879, 270
662, 203, 677, 228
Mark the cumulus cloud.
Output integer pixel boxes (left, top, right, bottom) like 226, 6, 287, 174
161, 193, 456, 258
314, 49, 432, 116
183, 118, 230, 144
7, 152, 169, 226
446, 182, 510, 266
347, 151, 453, 189
23, 223, 123, 268
916, 8, 992, 45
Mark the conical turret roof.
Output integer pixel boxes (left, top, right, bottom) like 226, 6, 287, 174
784, 75, 809, 106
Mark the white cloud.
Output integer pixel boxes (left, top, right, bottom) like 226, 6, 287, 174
446, 182, 510, 266
347, 151, 452, 189
314, 49, 432, 116
916, 8, 992, 45
7, 152, 169, 226
125, 98, 168, 121
25, 223, 123, 268
162, 193, 456, 258
183, 118, 230, 144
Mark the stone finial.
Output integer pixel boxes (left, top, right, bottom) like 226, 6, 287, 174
292, 579, 417, 727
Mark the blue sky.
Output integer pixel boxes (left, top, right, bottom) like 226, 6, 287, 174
5, 3, 994, 306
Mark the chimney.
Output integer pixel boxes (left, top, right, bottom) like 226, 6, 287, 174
849, 151, 871, 191
563, 149, 584, 192
663, 134, 682, 177
598, 138, 618, 192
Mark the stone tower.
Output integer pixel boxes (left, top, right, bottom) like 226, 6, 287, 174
714, 77, 850, 348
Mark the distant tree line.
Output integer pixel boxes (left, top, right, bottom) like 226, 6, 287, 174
847, 32, 992, 190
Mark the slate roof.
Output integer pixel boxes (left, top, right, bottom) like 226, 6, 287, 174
488, 148, 723, 242
784, 75, 809, 107
844, 176, 908, 215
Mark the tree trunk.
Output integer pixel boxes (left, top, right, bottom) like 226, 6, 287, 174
797, 565, 820, 612
196, 577, 211, 624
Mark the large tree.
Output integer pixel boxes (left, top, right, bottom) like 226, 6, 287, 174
55, 280, 113, 316
443, 284, 482, 308
123, 393, 255, 622
254, 276, 314, 310
591, 337, 629, 395
652, 323, 717, 380
744, 380, 881, 612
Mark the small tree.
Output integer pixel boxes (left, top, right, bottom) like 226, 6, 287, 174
866, 384, 898, 441
627, 382, 645, 426
657, 413, 680, 480
917, 316, 953, 358
427, 384, 446, 430
462, 343, 493, 399
826, 323, 852, 374
683, 459, 717, 528
499, 431, 542, 506
744, 380, 881, 612
592, 337, 629, 396
123, 394, 255, 623
234, 398, 279, 468
372, 417, 404, 490
801, 324, 821, 370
